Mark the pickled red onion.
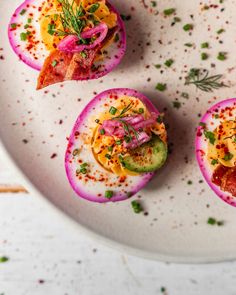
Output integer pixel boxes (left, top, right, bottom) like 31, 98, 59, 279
57, 23, 108, 53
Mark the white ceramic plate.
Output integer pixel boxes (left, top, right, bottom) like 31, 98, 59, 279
1, 0, 236, 263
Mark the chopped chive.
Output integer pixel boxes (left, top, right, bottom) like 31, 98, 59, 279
138, 108, 144, 114
155, 64, 162, 69
184, 43, 193, 47
151, 1, 157, 7
108, 146, 113, 152
164, 58, 174, 67
204, 130, 216, 145
199, 122, 206, 127
20, 32, 28, 41
155, 83, 166, 91
20, 9, 26, 15
217, 52, 227, 61
116, 140, 122, 145
51, 60, 58, 67
24, 24, 29, 29
163, 8, 176, 16
47, 23, 55, 35
105, 154, 111, 160
211, 159, 218, 165
201, 42, 209, 49
217, 28, 225, 34
183, 23, 193, 31
214, 114, 219, 119
80, 51, 87, 58
208, 217, 216, 225
105, 190, 113, 199
10, 23, 17, 29
201, 52, 209, 60
100, 129, 105, 135
172, 101, 181, 109
109, 106, 117, 115
0, 256, 9, 263
131, 200, 143, 213
80, 167, 87, 174
89, 3, 100, 13
80, 163, 88, 169
223, 152, 233, 161
27, 18, 32, 23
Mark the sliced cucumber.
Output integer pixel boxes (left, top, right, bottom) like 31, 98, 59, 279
121, 134, 167, 173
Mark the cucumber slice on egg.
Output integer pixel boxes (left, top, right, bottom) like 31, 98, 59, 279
121, 134, 168, 173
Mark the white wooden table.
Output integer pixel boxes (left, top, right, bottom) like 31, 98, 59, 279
1, 144, 236, 295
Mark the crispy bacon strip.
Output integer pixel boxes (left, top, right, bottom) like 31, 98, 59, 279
37, 26, 118, 90
212, 165, 236, 197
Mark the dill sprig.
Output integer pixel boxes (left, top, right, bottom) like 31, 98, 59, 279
112, 103, 140, 141
51, 0, 88, 39
185, 68, 228, 92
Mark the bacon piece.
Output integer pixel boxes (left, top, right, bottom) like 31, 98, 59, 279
221, 167, 236, 197
212, 165, 230, 187
212, 165, 236, 197
37, 49, 97, 90
37, 26, 118, 90
37, 50, 73, 90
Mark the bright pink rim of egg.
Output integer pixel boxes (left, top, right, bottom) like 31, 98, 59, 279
8, 0, 126, 77
195, 98, 236, 207
65, 88, 161, 203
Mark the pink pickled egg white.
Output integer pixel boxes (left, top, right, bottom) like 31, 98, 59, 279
195, 98, 236, 207
8, 0, 126, 79
65, 88, 161, 203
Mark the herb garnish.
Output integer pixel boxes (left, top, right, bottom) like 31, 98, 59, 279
156, 83, 166, 91
164, 59, 174, 67
223, 152, 233, 161
185, 68, 227, 92
183, 23, 193, 31
111, 103, 140, 141
201, 52, 209, 60
50, 0, 93, 40
0, 257, 9, 263
204, 130, 216, 145
201, 42, 209, 49
207, 217, 224, 226
131, 200, 143, 213
105, 190, 113, 199
163, 8, 176, 16
217, 52, 227, 61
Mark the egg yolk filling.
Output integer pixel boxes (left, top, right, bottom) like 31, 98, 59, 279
91, 96, 167, 176
207, 120, 236, 168
39, 0, 118, 52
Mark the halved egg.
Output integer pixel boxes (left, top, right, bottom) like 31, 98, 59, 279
8, 0, 126, 88
196, 98, 236, 207
65, 88, 168, 203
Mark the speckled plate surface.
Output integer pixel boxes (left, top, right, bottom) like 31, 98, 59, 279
1, 0, 236, 263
